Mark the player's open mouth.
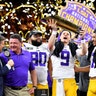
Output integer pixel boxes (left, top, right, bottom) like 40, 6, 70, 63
64, 37, 67, 39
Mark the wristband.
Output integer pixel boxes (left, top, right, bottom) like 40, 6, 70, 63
52, 31, 57, 35
81, 39, 86, 43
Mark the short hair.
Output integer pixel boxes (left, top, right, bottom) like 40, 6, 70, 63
61, 30, 71, 37
10, 34, 22, 42
93, 29, 96, 33
0, 35, 5, 44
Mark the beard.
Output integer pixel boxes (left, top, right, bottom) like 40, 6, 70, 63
31, 40, 42, 47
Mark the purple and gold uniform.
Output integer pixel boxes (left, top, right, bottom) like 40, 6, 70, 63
51, 45, 81, 96
23, 42, 51, 95
87, 47, 96, 96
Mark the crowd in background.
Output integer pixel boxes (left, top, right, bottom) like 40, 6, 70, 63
0, 0, 96, 41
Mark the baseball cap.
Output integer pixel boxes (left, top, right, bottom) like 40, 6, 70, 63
29, 30, 42, 38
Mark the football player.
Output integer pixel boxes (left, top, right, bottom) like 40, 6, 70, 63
47, 19, 87, 96
23, 30, 51, 96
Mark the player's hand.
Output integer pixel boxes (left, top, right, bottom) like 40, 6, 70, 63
47, 19, 57, 31
74, 65, 80, 72
29, 87, 36, 94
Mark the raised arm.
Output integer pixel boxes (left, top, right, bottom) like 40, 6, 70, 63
77, 30, 88, 56
47, 19, 57, 51
80, 30, 88, 55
